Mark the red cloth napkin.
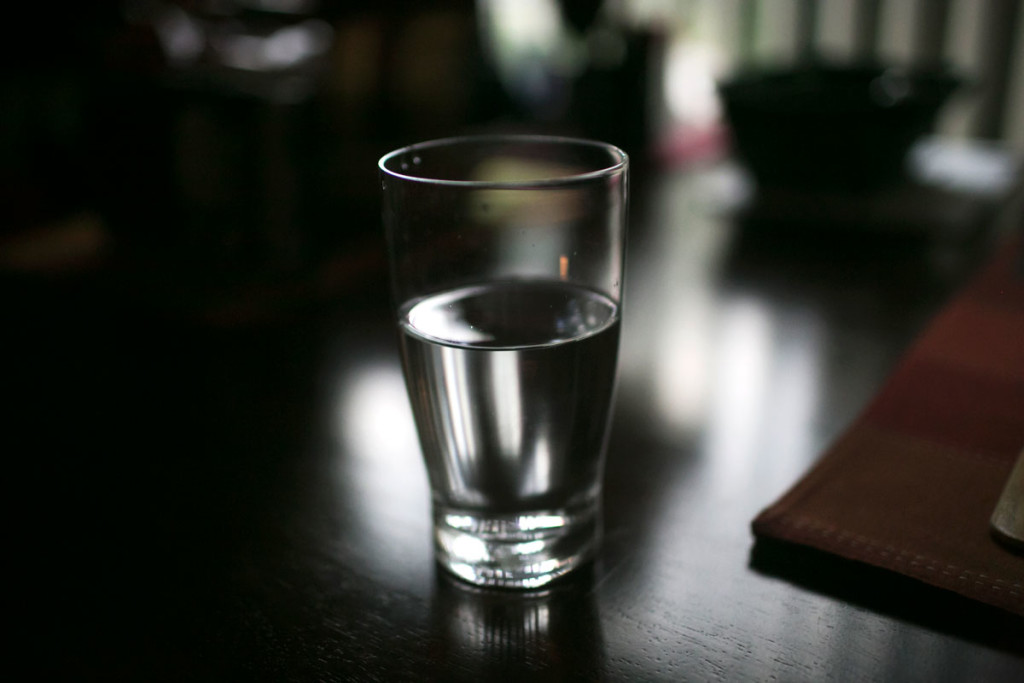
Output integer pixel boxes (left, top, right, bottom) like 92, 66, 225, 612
753, 235, 1024, 615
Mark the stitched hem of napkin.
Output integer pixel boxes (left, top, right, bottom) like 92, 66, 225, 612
756, 514, 1024, 613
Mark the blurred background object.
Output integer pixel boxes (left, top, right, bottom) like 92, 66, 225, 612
1, 0, 1022, 305
719, 62, 961, 190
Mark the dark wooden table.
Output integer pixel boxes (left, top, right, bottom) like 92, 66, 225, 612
6, 159, 1023, 681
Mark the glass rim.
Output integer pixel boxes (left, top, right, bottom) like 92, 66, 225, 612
378, 134, 628, 189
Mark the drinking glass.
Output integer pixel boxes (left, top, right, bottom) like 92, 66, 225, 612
379, 135, 628, 589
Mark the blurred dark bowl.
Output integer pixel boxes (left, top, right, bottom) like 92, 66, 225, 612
719, 63, 961, 191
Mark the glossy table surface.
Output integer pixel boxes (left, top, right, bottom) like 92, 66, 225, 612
7, 160, 1024, 681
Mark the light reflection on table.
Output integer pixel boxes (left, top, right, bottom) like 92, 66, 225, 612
329, 345, 432, 589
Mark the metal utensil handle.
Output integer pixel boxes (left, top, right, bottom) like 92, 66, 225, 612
991, 448, 1024, 552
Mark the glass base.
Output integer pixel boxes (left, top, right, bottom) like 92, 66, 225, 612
433, 501, 600, 590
